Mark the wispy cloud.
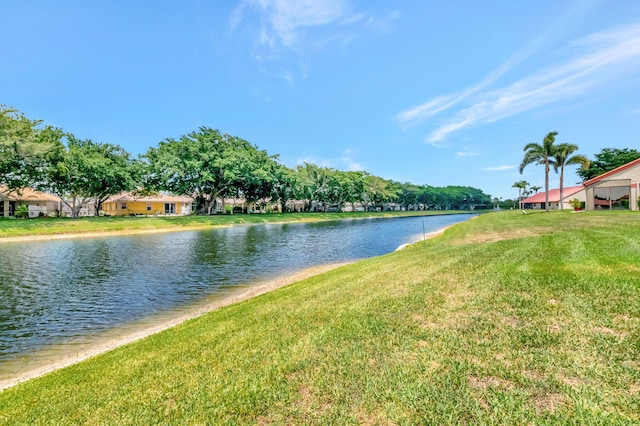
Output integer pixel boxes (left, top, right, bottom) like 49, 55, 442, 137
230, 0, 397, 80
289, 149, 364, 171
397, 21, 640, 143
484, 165, 516, 172
340, 148, 364, 171
456, 151, 482, 157
396, 14, 562, 131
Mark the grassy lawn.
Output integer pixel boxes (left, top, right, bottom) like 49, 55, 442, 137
0, 210, 638, 424
0, 210, 469, 239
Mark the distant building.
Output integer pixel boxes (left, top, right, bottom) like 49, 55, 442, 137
103, 192, 193, 216
520, 186, 585, 210
0, 186, 62, 218
583, 157, 640, 211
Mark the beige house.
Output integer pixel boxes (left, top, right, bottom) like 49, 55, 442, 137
103, 192, 193, 216
60, 199, 97, 217
521, 186, 586, 210
0, 186, 62, 218
584, 158, 640, 211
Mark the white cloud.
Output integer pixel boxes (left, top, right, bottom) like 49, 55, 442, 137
397, 21, 640, 143
456, 151, 482, 157
230, 0, 396, 80
396, 15, 563, 131
362, 10, 400, 34
396, 95, 459, 130
288, 149, 364, 171
341, 156, 363, 171
232, 0, 360, 52
484, 165, 517, 172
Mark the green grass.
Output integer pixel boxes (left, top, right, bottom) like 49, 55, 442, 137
0, 210, 469, 239
0, 210, 639, 424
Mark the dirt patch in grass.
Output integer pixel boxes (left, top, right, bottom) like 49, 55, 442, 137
501, 316, 521, 328
559, 374, 586, 388
453, 227, 552, 245
355, 407, 393, 426
591, 325, 626, 339
531, 392, 566, 414
521, 370, 547, 382
468, 375, 514, 391
294, 384, 332, 417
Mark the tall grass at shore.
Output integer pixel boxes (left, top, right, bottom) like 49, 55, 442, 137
0, 210, 468, 239
0, 210, 638, 424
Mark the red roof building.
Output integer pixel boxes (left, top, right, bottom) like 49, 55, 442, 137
521, 186, 585, 210
583, 157, 640, 211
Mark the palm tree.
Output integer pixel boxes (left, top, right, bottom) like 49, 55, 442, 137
530, 185, 542, 193
553, 143, 590, 210
519, 131, 558, 212
512, 180, 529, 208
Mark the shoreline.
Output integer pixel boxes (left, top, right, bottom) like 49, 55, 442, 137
0, 225, 221, 243
0, 261, 353, 391
0, 218, 464, 391
0, 211, 475, 244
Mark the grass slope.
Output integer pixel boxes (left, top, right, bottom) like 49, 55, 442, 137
0, 210, 638, 424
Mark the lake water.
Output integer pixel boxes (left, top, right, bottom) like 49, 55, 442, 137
0, 214, 472, 380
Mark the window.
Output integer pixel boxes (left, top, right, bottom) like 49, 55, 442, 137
146, 202, 152, 211
594, 186, 631, 210
121, 202, 127, 210
164, 203, 175, 214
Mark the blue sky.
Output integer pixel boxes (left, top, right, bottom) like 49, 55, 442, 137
2, 1, 639, 200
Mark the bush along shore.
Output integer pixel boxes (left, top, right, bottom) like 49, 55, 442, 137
0, 210, 639, 424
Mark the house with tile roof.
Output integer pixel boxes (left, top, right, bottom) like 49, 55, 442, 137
102, 192, 193, 216
0, 186, 62, 218
583, 157, 640, 211
520, 186, 586, 210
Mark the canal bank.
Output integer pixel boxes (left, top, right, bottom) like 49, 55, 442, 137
0, 215, 473, 389
2, 211, 638, 424
0, 211, 475, 242
0, 261, 353, 390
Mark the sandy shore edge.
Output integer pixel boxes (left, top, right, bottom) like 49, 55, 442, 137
0, 225, 225, 243
0, 212, 475, 244
0, 218, 467, 391
0, 262, 352, 391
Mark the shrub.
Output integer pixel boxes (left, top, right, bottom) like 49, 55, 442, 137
569, 198, 582, 210
14, 205, 29, 219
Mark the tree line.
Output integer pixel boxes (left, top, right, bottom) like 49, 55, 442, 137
1, 106, 492, 217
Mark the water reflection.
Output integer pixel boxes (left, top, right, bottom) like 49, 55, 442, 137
0, 214, 471, 368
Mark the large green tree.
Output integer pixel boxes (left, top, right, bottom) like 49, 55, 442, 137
232, 147, 280, 212
322, 170, 367, 212
269, 164, 297, 212
145, 127, 277, 214
42, 135, 137, 217
553, 144, 589, 210
0, 106, 62, 192
363, 175, 398, 210
294, 163, 332, 211
519, 131, 558, 212
576, 148, 640, 181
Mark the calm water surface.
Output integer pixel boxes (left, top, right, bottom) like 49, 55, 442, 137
0, 214, 472, 377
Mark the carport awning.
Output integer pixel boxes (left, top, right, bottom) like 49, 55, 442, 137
588, 178, 631, 188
